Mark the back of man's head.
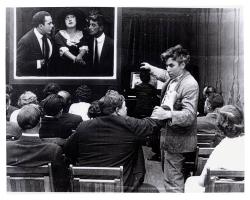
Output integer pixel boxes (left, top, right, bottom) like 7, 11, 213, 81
41, 94, 64, 116
140, 68, 151, 83
17, 104, 41, 130
32, 11, 51, 28
209, 93, 224, 110
58, 90, 72, 111
99, 90, 124, 115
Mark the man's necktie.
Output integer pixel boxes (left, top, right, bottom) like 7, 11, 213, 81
93, 38, 99, 66
42, 35, 50, 62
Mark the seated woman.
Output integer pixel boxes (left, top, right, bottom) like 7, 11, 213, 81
185, 105, 244, 192
54, 9, 88, 76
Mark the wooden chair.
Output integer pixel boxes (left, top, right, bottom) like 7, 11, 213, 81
195, 147, 214, 175
70, 165, 123, 192
183, 147, 199, 180
197, 133, 216, 148
7, 163, 54, 192
205, 168, 244, 192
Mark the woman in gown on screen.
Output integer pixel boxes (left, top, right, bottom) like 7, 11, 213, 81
53, 9, 89, 76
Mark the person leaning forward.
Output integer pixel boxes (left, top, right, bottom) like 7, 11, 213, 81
16, 11, 54, 76
141, 44, 199, 192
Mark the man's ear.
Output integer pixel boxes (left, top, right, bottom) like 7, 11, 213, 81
115, 107, 120, 115
180, 62, 185, 69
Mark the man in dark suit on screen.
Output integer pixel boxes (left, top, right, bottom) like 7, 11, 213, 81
85, 10, 114, 76
16, 11, 54, 76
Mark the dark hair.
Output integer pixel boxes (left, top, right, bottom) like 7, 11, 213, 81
217, 105, 244, 138
43, 82, 61, 98
140, 68, 150, 83
203, 86, 216, 97
6, 85, 14, 95
208, 93, 224, 110
58, 8, 84, 30
86, 10, 105, 27
160, 44, 190, 65
6, 94, 10, 105
87, 100, 102, 118
17, 104, 41, 130
98, 90, 125, 115
75, 85, 92, 102
41, 94, 64, 116
32, 11, 51, 28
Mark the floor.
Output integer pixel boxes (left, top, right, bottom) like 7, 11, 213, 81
142, 146, 165, 192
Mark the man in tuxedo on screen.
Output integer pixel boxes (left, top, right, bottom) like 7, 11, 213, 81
85, 10, 114, 76
16, 11, 54, 76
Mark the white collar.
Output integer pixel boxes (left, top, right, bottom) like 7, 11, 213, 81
22, 133, 40, 137
95, 32, 105, 43
34, 28, 44, 39
59, 30, 83, 43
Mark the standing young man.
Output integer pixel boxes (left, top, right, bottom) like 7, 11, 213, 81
141, 44, 199, 192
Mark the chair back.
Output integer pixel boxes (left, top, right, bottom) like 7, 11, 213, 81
197, 133, 215, 147
7, 163, 54, 192
70, 165, 123, 192
205, 168, 244, 192
195, 147, 214, 175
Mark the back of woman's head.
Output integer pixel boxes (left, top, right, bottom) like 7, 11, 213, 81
17, 91, 38, 108
87, 100, 102, 118
75, 85, 92, 103
217, 105, 244, 138
43, 82, 61, 98
98, 90, 125, 115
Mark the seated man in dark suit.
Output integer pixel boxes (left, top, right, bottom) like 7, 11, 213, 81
6, 104, 69, 191
58, 90, 83, 130
64, 90, 161, 192
197, 92, 224, 146
39, 94, 74, 140
16, 11, 54, 76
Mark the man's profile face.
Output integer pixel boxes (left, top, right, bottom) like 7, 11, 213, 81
165, 58, 184, 79
41, 16, 53, 35
88, 19, 103, 37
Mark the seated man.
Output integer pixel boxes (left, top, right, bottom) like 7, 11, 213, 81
57, 90, 83, 130
64, 90, 160, 192
185, 105, 244, 192
197, 93, 224, 146
39, 94, 74, 139
6, 104, 69, 191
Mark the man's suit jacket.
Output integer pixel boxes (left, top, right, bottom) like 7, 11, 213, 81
151, 67, 199, 153
39, 116, 74, 139
87, 35, 114, 76
6, 135, 69, 191
64, 115, 160, 192
59, 113, 83, 130
16, 29, 52, 76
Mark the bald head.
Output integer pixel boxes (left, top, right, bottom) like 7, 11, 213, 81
58, 90, 72, 112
